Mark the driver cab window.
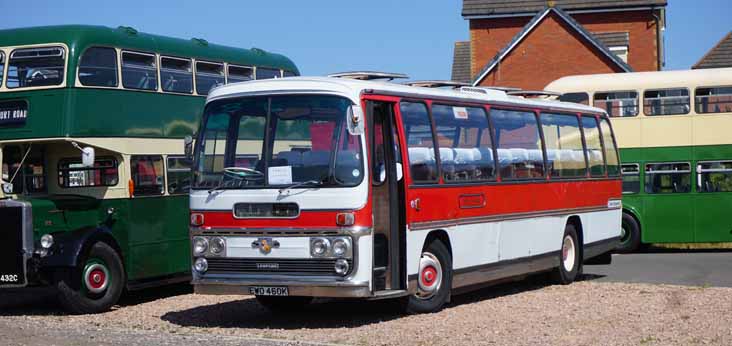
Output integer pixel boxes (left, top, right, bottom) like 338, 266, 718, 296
2, 145, 46, 194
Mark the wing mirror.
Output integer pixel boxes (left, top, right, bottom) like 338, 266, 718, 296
81, 147, 95, 167
184, 135, 194, 161
347, 105, 364, 135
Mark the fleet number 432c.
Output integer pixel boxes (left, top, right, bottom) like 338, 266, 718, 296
0, 275, 19, 282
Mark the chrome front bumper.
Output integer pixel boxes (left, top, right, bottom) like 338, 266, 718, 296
194, 276, 371, 297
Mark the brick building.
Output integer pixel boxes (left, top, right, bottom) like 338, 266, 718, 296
452, 0, 667, 90
693, 31, 732, 69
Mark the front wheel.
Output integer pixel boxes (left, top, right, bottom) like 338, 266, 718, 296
56, 242, 125, 314
553, 224, 581, 285
402, 240, 452, 314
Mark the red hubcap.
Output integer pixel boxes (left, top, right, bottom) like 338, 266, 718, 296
88, 269, 106, 290
421, 266, 437, 287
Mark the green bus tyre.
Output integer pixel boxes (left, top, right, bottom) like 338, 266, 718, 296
57, 242, 125, 315
616, 213, 641, 254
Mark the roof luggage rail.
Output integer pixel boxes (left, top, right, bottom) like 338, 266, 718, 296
403, 80, 471, 88
328, 71, 409, 81
506, 90, 562, 98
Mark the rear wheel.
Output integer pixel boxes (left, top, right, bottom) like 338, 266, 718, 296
616, 213, 641, 253
402, 240, 452, 314
57, 242, 125, 314
255, 296, 313, 312
553, 224, 581, 285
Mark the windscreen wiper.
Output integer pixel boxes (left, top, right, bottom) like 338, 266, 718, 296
278, 179, 325, 195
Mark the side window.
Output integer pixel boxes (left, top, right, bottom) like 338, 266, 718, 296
698, 161, 732, 193
0, 52, 4, 85
256, 67, 281, 80
491, 109, 544, 180
400, 102, 438, 183
621, 164, 640, 194
581, 116, 605, 177
195, 61, 224, 95
558, 92, 589, 105
695, 87, 732, 114
160, 56, 193, 94
540, 113, 586, 178
593, 91, 639, 117
227, 65, 253, 84
431, 104, 495, 182
645, 163, 691, 194
283, 70, 297, 77
131, 155, 164, 196
121, 51, 157, 91
78, 47, 118, 87
167, 156, 191, 194
7, 46, 66, 88
643, 89, 690, 116
58, 158, 118, 188
599, 118, 620, 176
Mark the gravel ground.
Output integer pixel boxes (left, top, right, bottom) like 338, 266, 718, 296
1, 277, 731, 346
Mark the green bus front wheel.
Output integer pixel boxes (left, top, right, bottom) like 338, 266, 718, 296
57, 242, 125, 314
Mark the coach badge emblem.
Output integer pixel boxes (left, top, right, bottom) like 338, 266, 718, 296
252, 238, 280, 254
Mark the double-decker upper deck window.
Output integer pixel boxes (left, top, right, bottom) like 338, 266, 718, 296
491, 109, 545, 180
698, 161, 732, 193
581, 116, 605, 177
431, 104, 495, 182
58, 157, 118, 188
283, 70, 297, 77
599, 118, 620, 176
593, 91, 638, 117
196, 61, 224, 95
695, 87, 732, 114
256, 67, 280, 80
160, 57, 193, 94
621, 164, 640, 194
558, 92, 589, 105
78, 47, 118, 87
401, 102, 438, 183
643, 88, 690, 116
227, 65, 253, 84
0, 52, 5, 86
645, 163, 690, 194
540, 113, 586, 178
121, 51, 157, 91
7, 46, 65, 89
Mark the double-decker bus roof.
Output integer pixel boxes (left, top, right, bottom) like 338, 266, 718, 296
207, 76, 608, 115
0, 24, 298, 73
546, 67, 732, 92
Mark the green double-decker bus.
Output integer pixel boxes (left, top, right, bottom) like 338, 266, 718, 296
547, 68, 732, 252
0, 25, 298, 313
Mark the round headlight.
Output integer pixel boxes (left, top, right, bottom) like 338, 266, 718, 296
332, 239, 349, 257
193, 258, 208, 273
40, 234, 54, 249
192, 237, 209, 256
210, 237, 225, 255
311, 238, 331, 257
334, 258, 350, 276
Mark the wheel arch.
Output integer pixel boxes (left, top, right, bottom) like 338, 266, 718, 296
422, 229, 453, 259
41, 226, 125, 270
566, 215, 584, 262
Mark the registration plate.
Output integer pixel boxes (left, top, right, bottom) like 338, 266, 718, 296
248, 286, 289, 296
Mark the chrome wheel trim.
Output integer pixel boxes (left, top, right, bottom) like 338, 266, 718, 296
416, 252, 443, 300
562, 235, 576, 273
83, 263, 110, 294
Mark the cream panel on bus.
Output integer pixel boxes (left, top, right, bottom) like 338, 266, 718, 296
693, 115, 732, 146
611, 117, 642, 149
641, 116, 693, 148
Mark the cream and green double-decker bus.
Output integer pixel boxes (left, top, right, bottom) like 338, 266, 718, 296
0, 25, 298, 313
547, 68, 732, 252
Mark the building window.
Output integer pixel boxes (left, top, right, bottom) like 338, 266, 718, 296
78, 47, 118, 87
609, 46, 629, 63
160, 56, 193, 94
131, 155, 164, 196
491, 109, 545, 180
540, 113, 586, 178
621, 164, 640, 194
593, 91, 639, 117
121, 51, 157, 91
58, 157, 118, 188
698, 161, 732, 193
401, 102, 438, 183
695, 86, 732, 114
643, 88, 690, 116
645, 163, 691, 194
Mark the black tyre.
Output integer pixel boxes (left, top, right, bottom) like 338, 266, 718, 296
57, 242, 125, 314
403, 240, 452, 314
553, 224, 581, 285
255, 296, 313, 312
616, 213, 641, 253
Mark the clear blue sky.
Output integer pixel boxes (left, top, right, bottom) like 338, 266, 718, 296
0, 0, 729, 80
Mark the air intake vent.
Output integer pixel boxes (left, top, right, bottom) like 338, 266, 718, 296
404, 80, 470, 88
328, 71, 409, 81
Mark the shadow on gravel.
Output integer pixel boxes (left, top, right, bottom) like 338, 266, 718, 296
162, 272, 605, 329
0, 283, 192, 317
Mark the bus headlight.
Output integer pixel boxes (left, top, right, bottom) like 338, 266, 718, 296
40, 234, 54, 249
310, 238, 331, 257
193, 258, 208, 273
192, 237, 209, 256
334, 259, 350, 276
332, 238, 350, 257
210, 237, 226, 255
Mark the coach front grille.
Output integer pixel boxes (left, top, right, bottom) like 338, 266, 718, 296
0, 205, 27, 287
206, 258, 353, 276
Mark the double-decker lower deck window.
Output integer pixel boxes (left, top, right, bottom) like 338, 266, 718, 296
645, 163, 690, 194
593, 91, 638, 117
540, 113, 586, 178
698, 161, 732, 193
196, 61, 224, 95
78, 47, 118, 87
131, 156, 164, 196
160, 57, 193, 94
621, 164, 640, 194
58, 158, 118, 188
122, 51, 157, 91
431, 104, 495, 182
401, 102, 438, 183
695, 87, 732, 114
581, 117, 606, 177
167, 156, 191, 194
643, 88, 690, 116
7, 46, 65, 89
491, 109, 544, 180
